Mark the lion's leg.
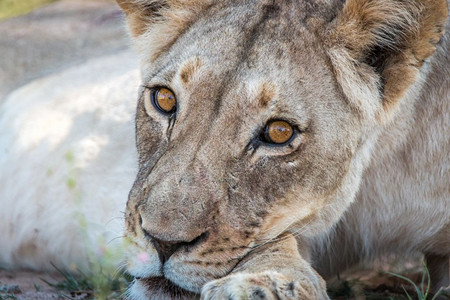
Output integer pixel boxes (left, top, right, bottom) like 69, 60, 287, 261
201, 233, 329, 300
425, 253, 450, 296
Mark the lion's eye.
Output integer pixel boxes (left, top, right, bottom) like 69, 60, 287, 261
152, 88, 177, 114
263, 120, 294, 144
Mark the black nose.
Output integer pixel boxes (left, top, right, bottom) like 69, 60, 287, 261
143, 231, 208, 263
150, 236, 184, 263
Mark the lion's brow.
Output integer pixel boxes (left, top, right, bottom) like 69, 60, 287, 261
255, 82, 276, 108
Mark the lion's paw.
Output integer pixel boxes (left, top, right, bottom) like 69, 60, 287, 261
201, 271, 313, 300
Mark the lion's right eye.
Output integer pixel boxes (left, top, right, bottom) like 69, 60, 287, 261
148, 87, 177, 114
263, 120, 294, 145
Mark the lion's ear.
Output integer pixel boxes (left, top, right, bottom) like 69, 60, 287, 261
116, 0, 211, 61
116, 0, 169, 36
325, 0, 447, 120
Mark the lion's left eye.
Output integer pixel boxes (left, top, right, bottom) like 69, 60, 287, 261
263, 120, 294, 145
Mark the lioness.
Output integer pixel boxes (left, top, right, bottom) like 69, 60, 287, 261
117, 0, 449, 299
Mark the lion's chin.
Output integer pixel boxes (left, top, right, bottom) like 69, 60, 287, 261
129, 277, 199, 300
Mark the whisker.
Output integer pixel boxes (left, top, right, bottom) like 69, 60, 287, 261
250, 202, 336, 252
107, 235, 126, 246
114, 260, 128, 278
123, 279, 137, 299
105, 216, 125, 227
250, 218, 314, 253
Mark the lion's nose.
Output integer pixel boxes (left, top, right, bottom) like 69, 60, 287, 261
143, 231, 208, 263
150, 236, 183, 263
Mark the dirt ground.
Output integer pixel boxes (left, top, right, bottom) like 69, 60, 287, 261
0, 265, 444, 299
0, 0, 128, 99
0, 270, 63, 299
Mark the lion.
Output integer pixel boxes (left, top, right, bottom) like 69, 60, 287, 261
116, 0, 449, 299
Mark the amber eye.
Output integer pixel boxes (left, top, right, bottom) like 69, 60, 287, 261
152, 88, 177, 113
264, 120, 294, 144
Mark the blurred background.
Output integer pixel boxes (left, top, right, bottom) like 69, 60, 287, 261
0, 0, 139, 298
0, 0, 57, 19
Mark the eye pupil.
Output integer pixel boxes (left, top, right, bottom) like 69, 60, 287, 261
264, 120, 294, 144
153, 88, 176, 113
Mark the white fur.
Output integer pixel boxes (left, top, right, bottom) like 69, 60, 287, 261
0, 50, 139, 271
127, 280, 151, 300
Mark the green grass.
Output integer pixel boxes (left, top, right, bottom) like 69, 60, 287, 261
0, 295, 18, 300
0, 0, 57, 20
37, 150, 132, 299
0, 284, 20, 300
43, 260, 448, 300
387, 263, 445, 300
328, 262, 448, 300
43, 262, 132, 300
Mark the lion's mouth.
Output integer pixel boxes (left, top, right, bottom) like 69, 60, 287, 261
136, 277, 198, 299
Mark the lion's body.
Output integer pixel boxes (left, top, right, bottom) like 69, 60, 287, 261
313, 24, 450, 282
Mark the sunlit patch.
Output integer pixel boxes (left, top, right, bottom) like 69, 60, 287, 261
74, 134, 109, 168
18, 108, 72, 150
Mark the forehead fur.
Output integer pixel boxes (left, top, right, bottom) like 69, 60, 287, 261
124, 0, 339, 64
122, 0, 447, 123
127, 0, 213, 62
118, 0, 211, 35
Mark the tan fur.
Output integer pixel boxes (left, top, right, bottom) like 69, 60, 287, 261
117, 0, 449, 299
179, 56, 202, 85
324, 0, 447, 121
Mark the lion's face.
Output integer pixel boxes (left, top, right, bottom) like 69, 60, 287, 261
124, 2, 362, 294
119, 0, 446, 296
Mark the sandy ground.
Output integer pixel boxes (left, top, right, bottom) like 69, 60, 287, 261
0, 0, 129, 99
0, 270, 64, 299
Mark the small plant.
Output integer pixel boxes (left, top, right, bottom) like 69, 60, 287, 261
42, 263, 93, 298
0, 284, 20, 300
0, 295, 18, 300
43, 261, 132, 300
325, 259, 449, 300
41, 151, 132, 299
387, 262, 444, 300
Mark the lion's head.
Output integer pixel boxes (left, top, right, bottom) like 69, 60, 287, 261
116, 0, 447, 297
